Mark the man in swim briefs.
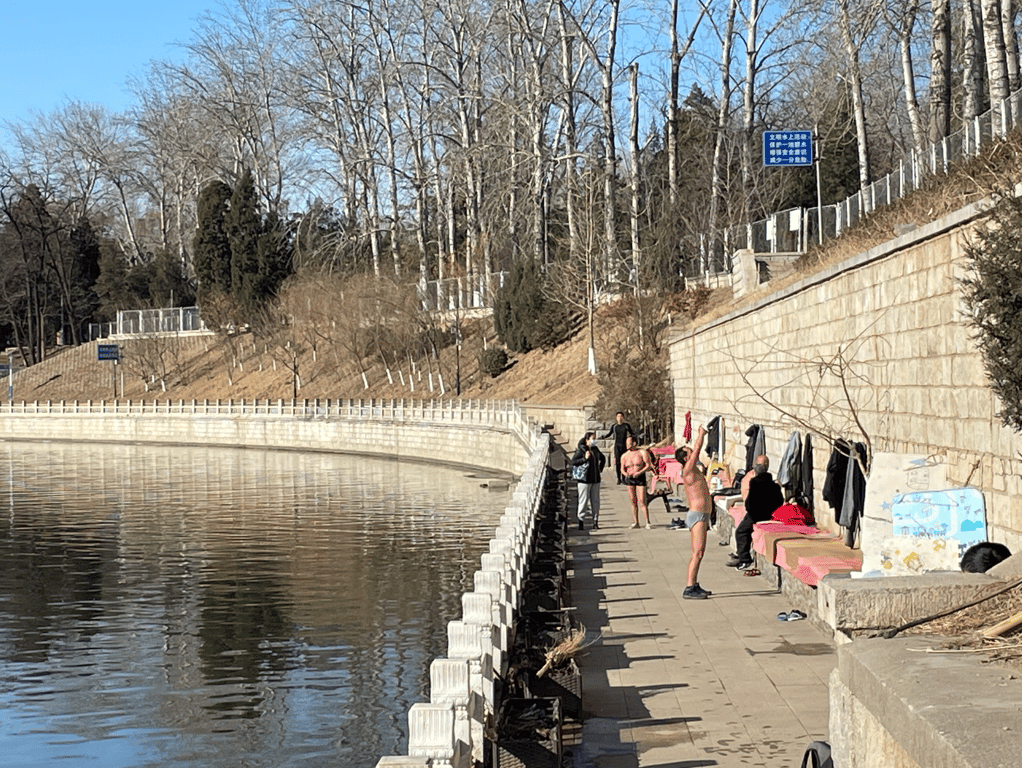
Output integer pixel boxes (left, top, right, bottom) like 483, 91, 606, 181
620, 435, 653, 529
675, 425, 712, 599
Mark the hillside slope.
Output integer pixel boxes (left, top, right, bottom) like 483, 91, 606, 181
11, 312, 620, 407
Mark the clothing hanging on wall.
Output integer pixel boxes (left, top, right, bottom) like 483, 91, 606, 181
706, 415, 723, 458
683, 411, 692, 443
776, 430, 802, 497
801, 434, 815, 519
822, 438, 851, 515
744, 424, 765, 470
838, 442, 867, 547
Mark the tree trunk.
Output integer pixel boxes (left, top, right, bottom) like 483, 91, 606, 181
709, 0, 738, 273
837, 0, 872, 209
629, 63, 642, 294
668, 0, 681, 210
983, 0, 1011, 106
600, 0, 621, 278
930, 0, 952, 140
895, 0, 926, 152
1004, 0, 1021, 92
963, 0, 984, 121
742, 0, 762, 223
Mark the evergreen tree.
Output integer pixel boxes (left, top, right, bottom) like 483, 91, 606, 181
227, 168, 263, 314
145, 249, 196, 308
255, 210, 291, 300
961, 193, 1022, 432
192, 180, 233, 305
493, 259, 570, 353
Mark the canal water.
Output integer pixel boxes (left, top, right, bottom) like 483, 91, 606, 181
0, 442, 511, 768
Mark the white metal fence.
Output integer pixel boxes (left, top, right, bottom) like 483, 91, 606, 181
702, 89, 1022, 274
89, 306, 208, 340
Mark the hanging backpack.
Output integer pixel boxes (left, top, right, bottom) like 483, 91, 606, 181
800, 741, 833, 768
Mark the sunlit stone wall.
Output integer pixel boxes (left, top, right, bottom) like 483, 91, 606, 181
669, 199, 1022, 549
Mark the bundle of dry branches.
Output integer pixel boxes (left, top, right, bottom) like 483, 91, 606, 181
536, 623, 598, 678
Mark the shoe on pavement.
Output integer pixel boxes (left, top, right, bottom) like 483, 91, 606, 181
787, 610, 807, 621
683, 584, 710, 600
725, 554, 742, 567
736, 560, 755, 570
592, 521, 599, 530
645, 523, 652, 529
630, 522, 639, 529
578, 520, 584, 531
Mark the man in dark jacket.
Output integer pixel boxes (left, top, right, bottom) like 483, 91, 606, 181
728, 454, 783, 569
571, 431, 607, 530
602, 412, 634, 484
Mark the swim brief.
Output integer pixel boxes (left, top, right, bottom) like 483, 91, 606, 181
686, 510, 711, 529
623, 473, 647, 487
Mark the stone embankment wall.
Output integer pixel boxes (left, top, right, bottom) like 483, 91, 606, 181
0, 398, 535, 477
669, 199, 1022, 550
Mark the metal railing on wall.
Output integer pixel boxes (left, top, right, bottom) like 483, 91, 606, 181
701, 89, 1022, 275
89, 306, 208, 340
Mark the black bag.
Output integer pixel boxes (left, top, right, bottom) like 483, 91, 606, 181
800, 741, 833, 768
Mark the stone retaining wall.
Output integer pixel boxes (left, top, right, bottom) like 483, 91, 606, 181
669, 199, 1022, 549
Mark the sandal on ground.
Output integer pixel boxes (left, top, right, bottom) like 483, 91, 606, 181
743, 568, 761, 577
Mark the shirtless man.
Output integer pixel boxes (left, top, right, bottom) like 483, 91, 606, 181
675, 425, 712, 599
620, 435, 653, 529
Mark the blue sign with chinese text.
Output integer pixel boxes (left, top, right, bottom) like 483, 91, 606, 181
97, 344, 120, 361
763, 130, 813, 166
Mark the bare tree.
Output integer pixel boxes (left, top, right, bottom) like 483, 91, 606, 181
836, 0, 875, 209
884, 0, 926, 154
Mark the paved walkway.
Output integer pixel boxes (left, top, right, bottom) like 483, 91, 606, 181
567, 480, 835, 768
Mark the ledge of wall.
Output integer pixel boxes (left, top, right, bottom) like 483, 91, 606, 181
830, 636, 1022, 768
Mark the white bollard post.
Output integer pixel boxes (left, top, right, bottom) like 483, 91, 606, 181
408, 702, 455, 768
430, 659, 472, 768
447, 620, 490, 764
462, 591, 497, 712
474, 569, 512, 676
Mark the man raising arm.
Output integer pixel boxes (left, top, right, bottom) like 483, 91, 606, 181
675, 426, 712, 599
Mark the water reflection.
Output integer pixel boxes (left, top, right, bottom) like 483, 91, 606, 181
0, 442, 509, 767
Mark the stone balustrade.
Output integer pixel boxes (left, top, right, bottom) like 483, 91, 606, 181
385, 439, 553, 767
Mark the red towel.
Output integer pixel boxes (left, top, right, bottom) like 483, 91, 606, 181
683, 411, 692, 442
772, 503, 813, 526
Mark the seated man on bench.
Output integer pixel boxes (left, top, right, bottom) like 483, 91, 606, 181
727, 454, 783, 570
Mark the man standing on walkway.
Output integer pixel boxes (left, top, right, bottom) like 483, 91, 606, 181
602, 411, 634, 484
571, 431, 606, 530
676, 425, 713, 599
620, 435, 653, 528
729, 454, 783, 570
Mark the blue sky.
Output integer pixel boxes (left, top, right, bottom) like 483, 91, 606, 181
1, 1, 213, 124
